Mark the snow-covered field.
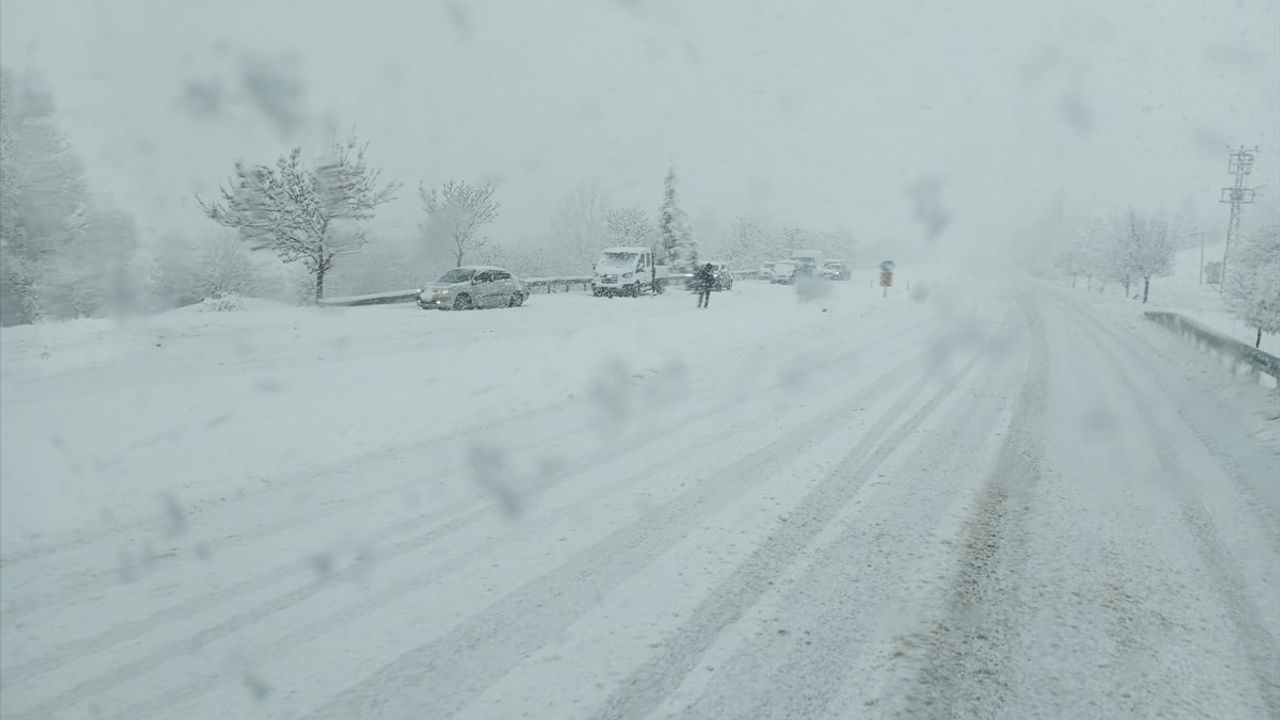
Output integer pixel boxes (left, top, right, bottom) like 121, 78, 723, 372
2, 272, 1277, 720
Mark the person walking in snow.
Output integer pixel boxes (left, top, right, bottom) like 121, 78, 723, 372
692, 262, 715, 309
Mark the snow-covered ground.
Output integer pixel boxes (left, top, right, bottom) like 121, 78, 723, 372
1063, 240, 1280, 357
1, 271, 1277, 720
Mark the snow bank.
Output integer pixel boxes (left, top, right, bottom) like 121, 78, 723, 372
1146, 242, 1278, 355
0, 277, 939, 555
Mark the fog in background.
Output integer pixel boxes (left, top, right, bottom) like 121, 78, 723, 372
2, 0, 1278, 280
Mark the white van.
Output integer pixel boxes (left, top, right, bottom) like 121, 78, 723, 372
592, 247, 665, 297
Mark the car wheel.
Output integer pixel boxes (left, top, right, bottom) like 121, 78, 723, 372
509, 292, 524, 307
453, 294, 472, 311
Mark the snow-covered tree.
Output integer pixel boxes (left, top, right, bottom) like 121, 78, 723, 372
199, 135, 401, 303
419, 179, 499, 268
658, 167, 697, 271
501, 239, 558, 278
604, 206, 656, 249
197, 231, 258, 299
151, 231, 259, 306
1112, 207, 1175, 303
547, 181, 609, 271
778, 226, 814, 255
76, 203, 139, 316
722, 215, 774, 270
0, 67, 137, 323
1056, 224, 1098, 288
1224, 222, 1280, 348
811, 225, 858, 265
673, 216, 697, 272
0, 81, 29, 325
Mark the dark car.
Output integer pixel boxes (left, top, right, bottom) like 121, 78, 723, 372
685, 262, 733, 291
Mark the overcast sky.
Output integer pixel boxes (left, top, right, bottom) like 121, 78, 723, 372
2, 0, 1277, 258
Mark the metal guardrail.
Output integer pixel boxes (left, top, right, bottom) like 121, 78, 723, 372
526, 277, 593, 294
1143, 311, 1280, 384
529, 275, 694, 294
319, 272, 702, 306
318, 290, 420, 307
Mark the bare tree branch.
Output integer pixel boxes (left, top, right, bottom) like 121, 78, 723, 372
419, 179, 500, 266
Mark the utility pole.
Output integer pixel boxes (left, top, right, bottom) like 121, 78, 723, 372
1188, 231, 1209, 285
1219, 145, 1259, 290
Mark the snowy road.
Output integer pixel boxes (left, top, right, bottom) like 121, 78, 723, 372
2, 278, 1277, 719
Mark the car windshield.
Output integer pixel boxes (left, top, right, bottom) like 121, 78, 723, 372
598, 252, 639, 271
3, 3, 1277, 719
438, 268, 476, 284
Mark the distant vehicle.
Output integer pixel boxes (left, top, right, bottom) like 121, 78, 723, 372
789, 250, 822, 278
593, 247, 666, 297
417, 266, 527, 310
686, 261, 733, 291
770, 261, 798, 284
820, 261, 851, 281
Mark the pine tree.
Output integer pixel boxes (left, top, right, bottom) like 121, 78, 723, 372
674, 214, 698, 272
658, 167, 697, 272
0, 68, 110, 322
0, 86, 30, 325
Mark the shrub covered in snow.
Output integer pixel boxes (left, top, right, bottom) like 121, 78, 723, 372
196, 293, 246, 313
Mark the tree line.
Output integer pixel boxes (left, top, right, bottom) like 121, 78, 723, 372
0, 67, 869, 322
0, 70, 139, 324
1053, 207, 1279, 348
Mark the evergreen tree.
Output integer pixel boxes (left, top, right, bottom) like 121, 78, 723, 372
0, 68, 133, 323
658, 167, 697, 272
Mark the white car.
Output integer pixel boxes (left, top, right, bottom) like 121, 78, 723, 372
417, 266, 527, 310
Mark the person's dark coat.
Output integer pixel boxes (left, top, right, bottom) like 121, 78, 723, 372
692, 264, 716, 292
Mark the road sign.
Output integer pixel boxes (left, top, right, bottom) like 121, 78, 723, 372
880, 271, 893, 288
880, 260, 896, 273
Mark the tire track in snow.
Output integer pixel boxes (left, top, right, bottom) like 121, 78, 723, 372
0, 320, 945, 702
3, 301, 912, 570
895, 299, 1049, 719
2, 315, 942, 631
8, 326, 942, 720
588, 337, 1012, 720
0, 391, 586, 570
1043, 287, 1280, 550
294, 356, 945, 720
1050, 296, 1280, 716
